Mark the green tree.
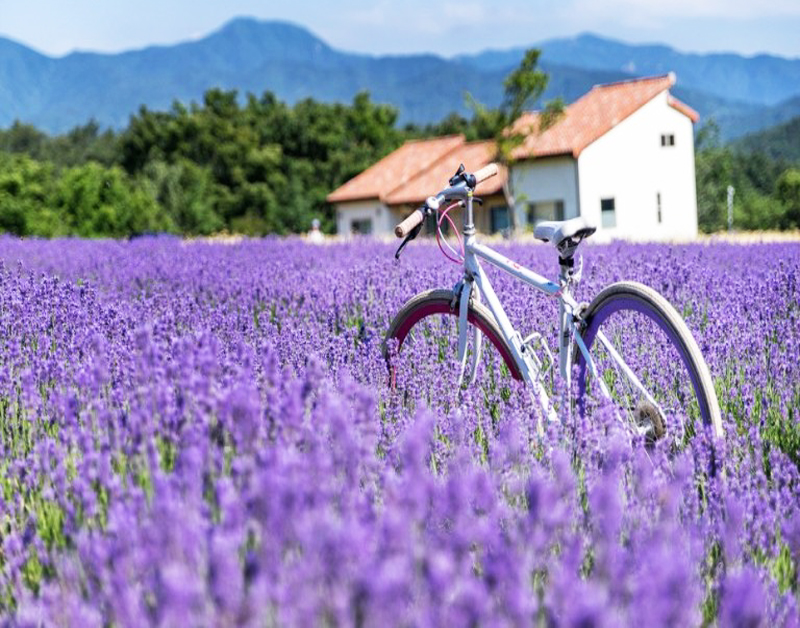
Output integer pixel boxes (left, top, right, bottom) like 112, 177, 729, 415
695, 122, 733, 231
500, 51, 563, 233
138, 160, 223, 235
0, 154, 62, 236
0, 119, 118, 168
54, 163, 170, 237
50, 120, 118, 168
491, 50, 562, 234
0, 122, 48, 160
122, 88, 404, 234
776, 168, 800, 228
462, 50, 562, 234
695, 120, 787, 232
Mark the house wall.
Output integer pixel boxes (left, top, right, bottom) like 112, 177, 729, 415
577, 91, 698, 241
335, 200, 393, 235
509, 156, 579, 231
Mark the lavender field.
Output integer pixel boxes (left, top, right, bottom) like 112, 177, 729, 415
0, 236, 798, 626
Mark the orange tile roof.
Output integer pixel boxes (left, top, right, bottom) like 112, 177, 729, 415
384, 140, 505, 206
667, 94, 700, 123
511, 73, 698, 160
326, 135, 465, 203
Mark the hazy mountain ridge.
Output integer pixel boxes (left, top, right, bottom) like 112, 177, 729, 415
1, 18, 798, 140
459, 33, 800, 106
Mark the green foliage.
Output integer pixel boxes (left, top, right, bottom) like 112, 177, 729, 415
776, 169, 800, 228
118, 89, 403, 235
0, 154, 61, 236
0, 120, 117, 168
54, 163, 171, 237
0, 90, 403, 237
695, 120, 799, 232
138, 160, 222, 235
734, 115, 800, 163
0, 153, 171, 238
438, 49, 560, 157
502, 49, 550, 123
456, 48, 562, 234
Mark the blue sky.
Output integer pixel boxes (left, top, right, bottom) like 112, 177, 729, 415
1, 0, 799, 59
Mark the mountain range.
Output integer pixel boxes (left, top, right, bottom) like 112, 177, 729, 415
2, 18, 799, 141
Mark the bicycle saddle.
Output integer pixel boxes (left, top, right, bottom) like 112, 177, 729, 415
534, 217, 596, 248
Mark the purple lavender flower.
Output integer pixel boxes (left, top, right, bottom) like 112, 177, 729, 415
719, 567, 767, 628
0, 237, 796, 625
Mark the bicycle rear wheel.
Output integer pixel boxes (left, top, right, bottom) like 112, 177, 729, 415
383, 289, 521, 402
574, 282, 723, 443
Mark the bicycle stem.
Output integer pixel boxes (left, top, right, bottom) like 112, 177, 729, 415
464, 191, 476, 237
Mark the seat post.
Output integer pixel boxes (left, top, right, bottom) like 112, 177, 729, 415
558, 254, 575, 283
556, 238, 580, 261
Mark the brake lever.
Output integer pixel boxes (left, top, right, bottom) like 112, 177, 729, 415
449, 164, 466, 186
394, 222, 424, 260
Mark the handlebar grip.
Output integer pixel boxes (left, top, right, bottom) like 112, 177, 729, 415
474, 163, 499, 185
395, 209, 425, 238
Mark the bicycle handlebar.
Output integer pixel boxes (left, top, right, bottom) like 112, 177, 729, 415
473, 163, 499, 185
395, 209, 425, 238
393, 163, 499, 239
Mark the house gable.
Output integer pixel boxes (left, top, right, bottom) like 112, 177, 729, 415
575, 89, 698, 240
510, 73, 697, 161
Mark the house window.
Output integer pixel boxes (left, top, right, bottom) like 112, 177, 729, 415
490, 206, 510, 234
657, 192, 662, 224
660, 133, 675, 147
527, 200, 565, 225
350, 218, 373, 235
601, 198, 616, 228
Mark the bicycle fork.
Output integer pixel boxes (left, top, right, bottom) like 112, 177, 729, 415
454, 277, 482, 388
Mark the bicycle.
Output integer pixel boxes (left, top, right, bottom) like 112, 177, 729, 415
383, 163, 724, 445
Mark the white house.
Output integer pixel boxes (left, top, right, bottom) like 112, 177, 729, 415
328, 73, 700, 240
327, 136, 510, 237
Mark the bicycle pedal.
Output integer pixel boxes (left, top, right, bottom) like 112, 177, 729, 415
631, 402, 666, 448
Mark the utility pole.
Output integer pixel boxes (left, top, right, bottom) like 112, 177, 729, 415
727, 185, 735, 232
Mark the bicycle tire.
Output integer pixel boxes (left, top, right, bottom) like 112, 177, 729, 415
573, 281, 723, 439
383, 288, 522, 389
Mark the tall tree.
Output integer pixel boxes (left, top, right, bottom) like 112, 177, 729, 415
776, 169, 800, 228
497, 50, 563, 234
467, 49, 562, 234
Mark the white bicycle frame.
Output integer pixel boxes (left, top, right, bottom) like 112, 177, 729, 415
447, 189, 657, 424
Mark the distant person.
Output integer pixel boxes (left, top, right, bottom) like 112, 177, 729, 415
307, 218, 324, 243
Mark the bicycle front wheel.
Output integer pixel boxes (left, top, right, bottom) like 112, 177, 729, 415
574, 281, 723, 443
383, 289, 522, 401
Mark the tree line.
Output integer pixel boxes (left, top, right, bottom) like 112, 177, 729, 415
695, 122, 800, 232
0, 91, 413, 237
0, 83, 798, 237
